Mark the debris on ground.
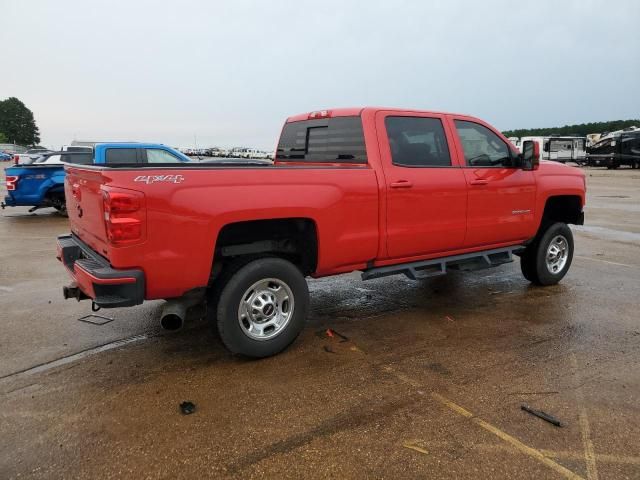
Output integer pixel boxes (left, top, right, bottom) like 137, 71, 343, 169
403, 440, 429, 455
521, 404, 564, 427
179, 401, 196, 415
325, 328, 349, 342
445, 316, 455, 322
323, 345, 335, 354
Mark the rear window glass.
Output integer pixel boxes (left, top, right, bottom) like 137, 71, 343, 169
61, 153, 93, 164
276, 116, 366, 163
105, 148, 137, 164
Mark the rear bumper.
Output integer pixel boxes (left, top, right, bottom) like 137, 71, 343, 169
56, 234, 145, 308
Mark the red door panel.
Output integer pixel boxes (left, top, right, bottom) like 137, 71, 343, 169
376, 111, 468, 259
448, 116, 537, 248
463, 167, 536, 246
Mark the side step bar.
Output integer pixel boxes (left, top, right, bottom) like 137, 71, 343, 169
362, 245, 525, 281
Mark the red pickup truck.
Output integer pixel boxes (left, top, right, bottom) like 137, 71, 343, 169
57, 107, 586, 357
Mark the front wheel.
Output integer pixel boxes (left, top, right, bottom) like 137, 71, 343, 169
520, 222, 574, 286
216, 257, 309, 358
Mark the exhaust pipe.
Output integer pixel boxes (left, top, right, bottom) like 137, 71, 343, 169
160, 289, 206, 331
160, 301, 186, 331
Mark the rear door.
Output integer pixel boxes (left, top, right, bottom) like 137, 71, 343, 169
450, 117, 536, 248
376, 111, 467, 258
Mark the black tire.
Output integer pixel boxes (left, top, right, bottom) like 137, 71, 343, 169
520, 222, 574, 286
519, 248, 539, 284
216, 257, 309, 358
54, 205, 68, 217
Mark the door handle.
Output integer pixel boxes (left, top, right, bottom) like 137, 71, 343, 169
390, 180, 413, 188
470, 179, 489, 186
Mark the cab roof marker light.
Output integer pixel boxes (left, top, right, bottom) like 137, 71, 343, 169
309, 110, 330, 119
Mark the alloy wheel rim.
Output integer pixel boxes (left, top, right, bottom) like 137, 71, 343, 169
237, 278, 294, 341
546, 235, 569, 274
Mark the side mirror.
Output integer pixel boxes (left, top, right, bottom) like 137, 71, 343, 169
521, 140, 540, 170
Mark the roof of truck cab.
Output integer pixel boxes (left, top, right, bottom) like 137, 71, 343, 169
286, 107, 469, 122
94, 142, 170, 149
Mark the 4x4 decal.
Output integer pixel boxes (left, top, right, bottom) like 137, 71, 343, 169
134, 174, 185, 184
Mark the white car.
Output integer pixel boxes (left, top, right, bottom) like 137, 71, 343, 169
34, 154, 64, 165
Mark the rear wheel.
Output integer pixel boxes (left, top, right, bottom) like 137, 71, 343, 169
50, 195, 67, 217
216, 257, 309, 358
520, 222, 574, 286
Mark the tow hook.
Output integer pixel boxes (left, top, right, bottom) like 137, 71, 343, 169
62, 284, 89, 302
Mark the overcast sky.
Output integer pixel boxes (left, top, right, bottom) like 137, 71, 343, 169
2, 0, 639, 149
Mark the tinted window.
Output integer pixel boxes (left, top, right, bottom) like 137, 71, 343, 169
146, 149, 179, 163
276, 116, 366, 163
105, 148, 138, 164
61, 153, 93, 164
385, 117, 451, 167
455, 121, 512, 167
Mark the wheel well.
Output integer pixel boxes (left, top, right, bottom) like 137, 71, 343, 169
542, 196, 583, 226
212, 218, 318, 280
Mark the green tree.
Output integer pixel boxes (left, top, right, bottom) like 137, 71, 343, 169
0, 132, 7, 143
503, 119, 640, 138
0, 97, 41, 145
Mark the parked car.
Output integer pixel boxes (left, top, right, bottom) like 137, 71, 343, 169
12, 148, 52, 165
3, 143, 189, 214
0, 151, 13, 161
57, 107, 586, 358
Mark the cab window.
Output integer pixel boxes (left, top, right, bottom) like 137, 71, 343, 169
146, 149, 180, 163
454, 120, 513, 167
105, 148, 138, 164
385, 116, 451, 167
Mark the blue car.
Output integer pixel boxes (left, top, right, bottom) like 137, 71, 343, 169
2, 143, 190, 215
0, 151, 12, 161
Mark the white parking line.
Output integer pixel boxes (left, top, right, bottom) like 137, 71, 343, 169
575, 255, 636, 269
0, 334, 148, 385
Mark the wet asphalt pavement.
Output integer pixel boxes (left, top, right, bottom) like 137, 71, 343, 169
1, 168, 639, 479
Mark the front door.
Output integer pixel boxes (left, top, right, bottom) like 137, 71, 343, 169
451, 118, 537, 248
377, 112, 468, 259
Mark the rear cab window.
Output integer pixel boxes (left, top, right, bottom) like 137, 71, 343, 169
64, 153, 94, 165
276, 116, 367, 163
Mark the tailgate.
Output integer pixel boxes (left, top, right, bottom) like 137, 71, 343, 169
65, 166, 110, 255
11, 166, 59, 192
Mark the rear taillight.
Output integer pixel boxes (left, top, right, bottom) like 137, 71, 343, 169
102, 189, 145, 245
6, 175, 18, 191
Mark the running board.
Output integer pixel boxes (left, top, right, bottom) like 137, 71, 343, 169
361, 246, 525, 281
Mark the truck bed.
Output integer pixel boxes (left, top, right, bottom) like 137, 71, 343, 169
64, 163, 380, 299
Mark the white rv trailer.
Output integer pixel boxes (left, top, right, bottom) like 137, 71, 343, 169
519, 136, 586, 163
